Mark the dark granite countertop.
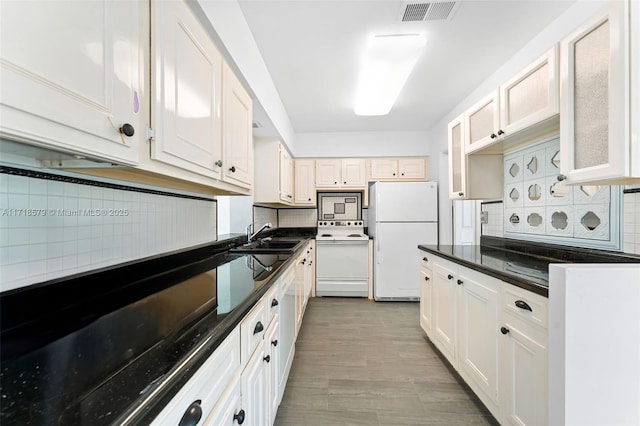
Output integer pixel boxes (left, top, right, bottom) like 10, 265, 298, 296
0, 232, 312, 425
418, 236, 640, 298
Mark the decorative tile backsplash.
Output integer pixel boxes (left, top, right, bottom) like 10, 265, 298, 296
253, 206, 278, 230
482, 191, 640, 255
0, 168, 217, 292
279, 208, 317, 228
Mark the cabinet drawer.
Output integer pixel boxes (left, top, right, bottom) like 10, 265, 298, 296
419, 252, 432, 271
203, 375, 242, 426
264, 283, 280, 325
151, 327, 241, 425
502, 284, 548, 329
241, 299, 268, 364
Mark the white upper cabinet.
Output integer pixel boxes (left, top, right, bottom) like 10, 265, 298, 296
279, 146, 293, 203
0, 0, 143, 165
151, 0, 223, 179
464, 89, 501, 154
500, 46, 559, 138
369, 158, 428, 181
315, 158, 366, 188
465, 46, 559, 155
560, 0, 639, 185
448, 114, 503, 200
222, 62, 253, 189
253, 139, 292, 205
294, 159, 316, 206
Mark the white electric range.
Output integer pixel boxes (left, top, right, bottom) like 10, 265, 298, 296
315, 220, 369, 297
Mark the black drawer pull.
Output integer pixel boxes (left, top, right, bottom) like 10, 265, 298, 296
233, 409, 246, 424
422, 257, 428, 262
263, 355, 271, 363
179, 400, 202, 426
253, 321, 264, 335
457, 279, 463, 285
515, 300, 533, 312
271, 298, 279, 307
500, 327, 510, 335
271, 339, 278, 347
447, 274, 453, 280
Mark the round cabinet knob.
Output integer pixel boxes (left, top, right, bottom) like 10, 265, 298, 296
179, 400, 203, 426
490, 133, 497, 139
447, 274, 453, 280
401, 173, 404, 176
334, 181, 337, 185
308, 198, 312, 201
119, 123, 135, 137
424, 276, 430, 281
343, 181, 347, 184
229, 166, 236, 173
458, 192, 464, 197
500, 327, 510, 335
557, 174, 567, 181
457, 279, 463, 285
215, 160, 223, 167
271, 339, 278, 347
263, 355, 271, 363
497, 129, 505, 136
393, 173, 396, 176
233, 409, 246, 424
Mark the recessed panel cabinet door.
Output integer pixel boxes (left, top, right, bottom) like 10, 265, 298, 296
0, 0, 142, 165
432, 261, 457, 366
152, 0, 223, 179
223, 62, 253, 188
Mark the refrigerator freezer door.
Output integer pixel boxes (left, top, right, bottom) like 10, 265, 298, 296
374, 222, 438, 300
374, 182, 438, 222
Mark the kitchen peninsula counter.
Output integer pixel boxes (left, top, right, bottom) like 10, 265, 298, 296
419, 236, 640, 298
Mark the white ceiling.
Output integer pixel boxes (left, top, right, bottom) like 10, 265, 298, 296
238, 0, 575, 136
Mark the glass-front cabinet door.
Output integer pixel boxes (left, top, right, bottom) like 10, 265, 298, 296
560, 0, 636, 184
448, 114, 466, 199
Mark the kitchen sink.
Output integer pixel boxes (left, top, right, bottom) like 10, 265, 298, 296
229, 238, 304, 254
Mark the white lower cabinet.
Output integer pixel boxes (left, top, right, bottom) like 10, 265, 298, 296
277, 269, 296, 403
241, 343, 268, 426
420, 252, 548, 425
264, 318, 280, 426
204, 376, 243, 426
499, 284, 548, 426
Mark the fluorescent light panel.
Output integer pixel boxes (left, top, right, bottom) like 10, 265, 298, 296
354, 34, 426, 116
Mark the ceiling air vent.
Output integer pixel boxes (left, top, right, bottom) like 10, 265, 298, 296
398, 1, 458, 22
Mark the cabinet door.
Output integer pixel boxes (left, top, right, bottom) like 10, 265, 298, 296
464, 89, 500, 154
500, 46, 559, 136
432, 261, 458, 366
152, 0, 223, 179
457, 270, 499, 415
315, 159, 341, 187
279, 147, 293, 203
419, 269, 432, 334
369, 159, 398, 180
264, 318, 280, 426
500, 317, 548, 426
277, 270, 296, 403
560, 1, 630, 183
241, 345, 268, 426
204, 377, 243, 426
0, 0, 142, 165
223, 62, 253, 188
294, 159, 315, 205
341, 159, 366, 187
448, 114, 467, 199
398, 158, 427, 180
294, 256, 305, 337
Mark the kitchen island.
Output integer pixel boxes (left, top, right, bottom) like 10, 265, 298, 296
0, 230, 314, 425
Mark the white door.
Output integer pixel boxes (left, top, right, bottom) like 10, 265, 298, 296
241, 346, 267, 426
432, 261, 457, 366
315, 159, 341, 187
419, 269, 432, 333
375, 222, 437, 300
374, 182, 438, 222
294, 159, 315, 205
0, 0, 142, 165
341, 158, 366, 186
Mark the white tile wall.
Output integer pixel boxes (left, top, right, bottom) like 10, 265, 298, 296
253, 206, 278, 230
278, 208, 317, 228
481, 202, 504, 238
623, 191, 640, 255
0, 172, 217, 292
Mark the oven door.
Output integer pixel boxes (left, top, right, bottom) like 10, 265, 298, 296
316, 240, 368, 279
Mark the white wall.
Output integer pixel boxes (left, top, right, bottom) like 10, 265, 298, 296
294, 131, 431, 158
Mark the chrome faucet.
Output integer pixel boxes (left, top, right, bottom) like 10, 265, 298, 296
246, 222, 272, 243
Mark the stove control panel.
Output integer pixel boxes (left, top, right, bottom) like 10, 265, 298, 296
318, 220, 364, 227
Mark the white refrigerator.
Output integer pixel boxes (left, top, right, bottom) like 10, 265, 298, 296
369, 182, 438, 301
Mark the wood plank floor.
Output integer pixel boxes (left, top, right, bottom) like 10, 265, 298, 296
274, 297, 499, 426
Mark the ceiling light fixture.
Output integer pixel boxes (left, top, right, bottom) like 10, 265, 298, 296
353, 34, 426, 116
